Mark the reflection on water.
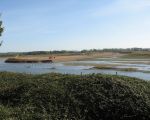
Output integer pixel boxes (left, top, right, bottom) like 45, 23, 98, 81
0, 59, 149, 80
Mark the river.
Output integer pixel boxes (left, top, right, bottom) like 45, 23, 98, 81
0, 58, 149, 80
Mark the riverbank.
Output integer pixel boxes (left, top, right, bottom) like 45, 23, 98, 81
0, 72, 149, 119
0, 52, 150, 64
1, 52, 123, 63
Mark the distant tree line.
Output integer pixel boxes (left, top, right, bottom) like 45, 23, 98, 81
0, 50, 81, 57
22, 50, 81, 55
81, 48, 150, 53
102, 48, 150, 52
0, 48, 150, 57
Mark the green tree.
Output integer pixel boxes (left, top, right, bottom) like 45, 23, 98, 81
0, 16, 4, 46
0, 19, 3, 36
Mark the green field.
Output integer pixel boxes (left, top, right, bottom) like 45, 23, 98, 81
0, 72, 149, 119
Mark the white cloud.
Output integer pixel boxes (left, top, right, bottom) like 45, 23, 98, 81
93, 0, 150, 17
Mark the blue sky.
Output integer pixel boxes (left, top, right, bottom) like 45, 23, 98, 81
0, 0, 150, 52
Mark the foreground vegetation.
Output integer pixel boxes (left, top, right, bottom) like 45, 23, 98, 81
0, 72, 149, 119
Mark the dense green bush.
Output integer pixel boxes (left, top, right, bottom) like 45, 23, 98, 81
0, 72, 149, 120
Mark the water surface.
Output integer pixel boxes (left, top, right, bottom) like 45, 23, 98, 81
0, 59, 149, 80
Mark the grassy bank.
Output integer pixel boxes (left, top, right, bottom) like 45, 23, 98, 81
93, 66, 138, 72
122, 51, 150, 59
64, 63, 139, 72
0, 72, 149, 119
5, 58, 53, 63
0, 52, 122, 63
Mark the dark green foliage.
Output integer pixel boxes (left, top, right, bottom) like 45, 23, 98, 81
0, 72, 149, 119
0, 20, 3, 37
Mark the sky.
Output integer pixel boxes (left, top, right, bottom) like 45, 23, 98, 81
0, 0, 150, 52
